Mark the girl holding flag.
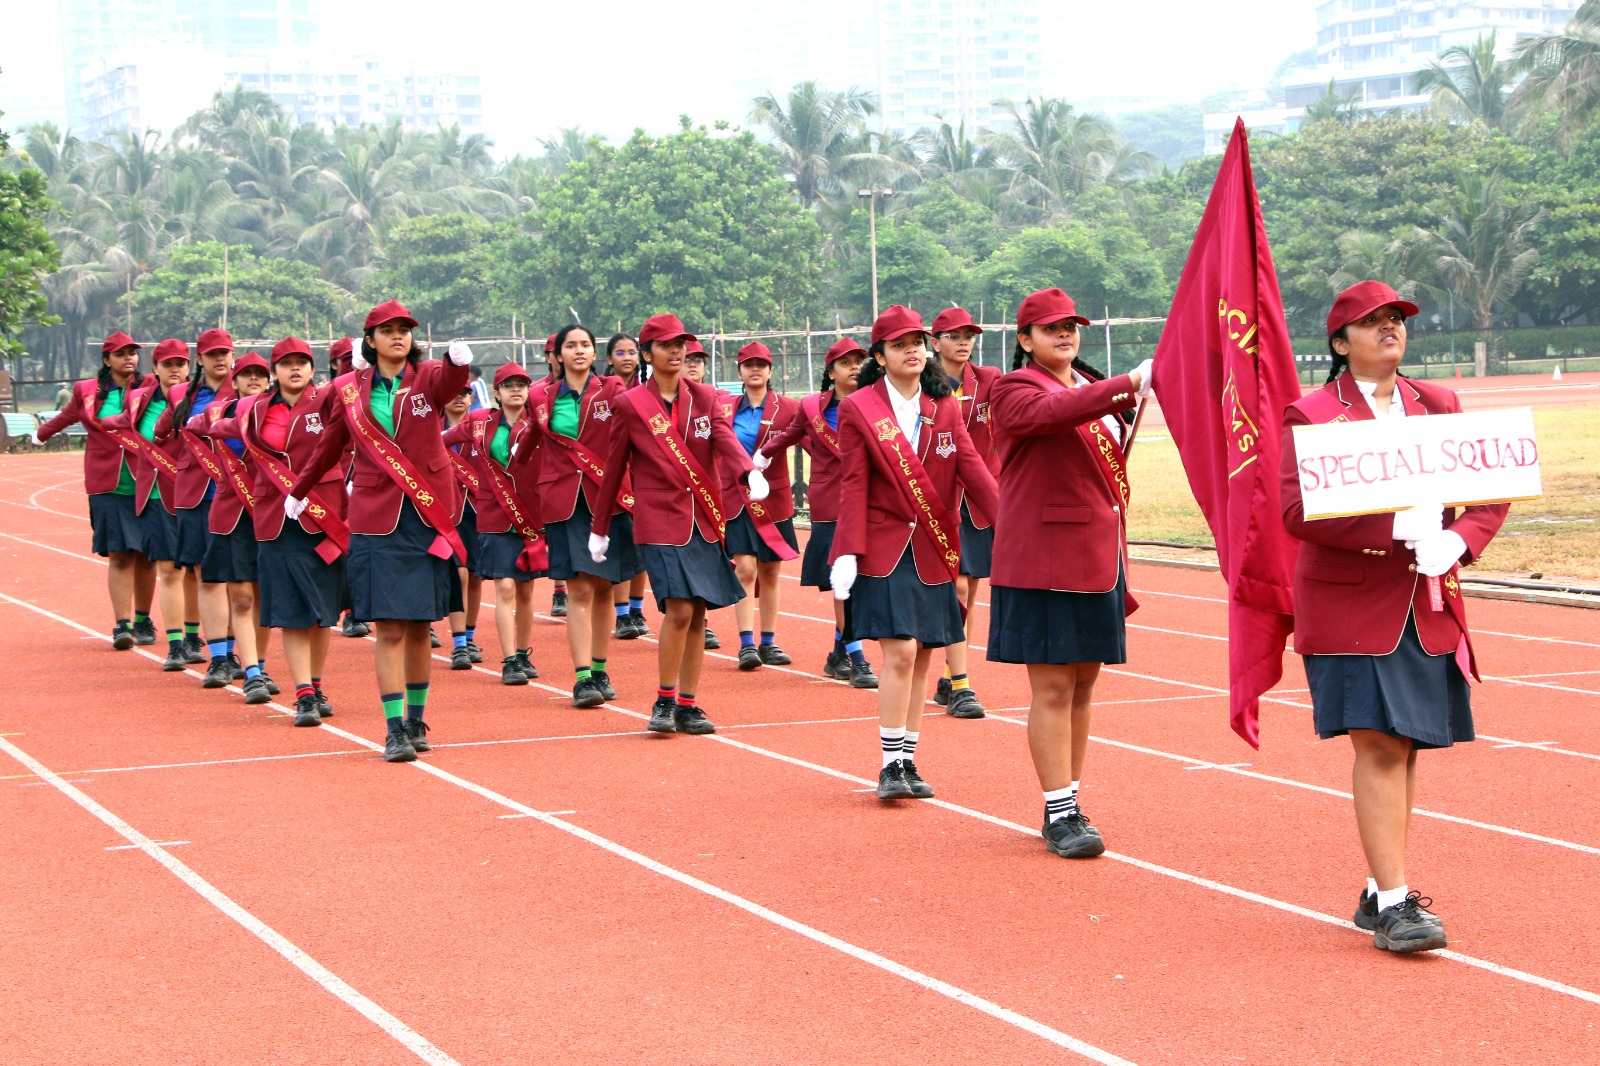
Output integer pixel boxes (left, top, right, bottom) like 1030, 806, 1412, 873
829, 306, 998, 802
986, 287, 1151, 858
287, 302, 472, 762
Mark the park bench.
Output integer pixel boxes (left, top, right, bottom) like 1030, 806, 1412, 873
33, 411, 87, 450
2, 412, 40, 453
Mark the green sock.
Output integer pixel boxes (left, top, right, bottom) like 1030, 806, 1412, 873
134, 611, 151, 625
184, 621, 200, 638
591, 658, 607, 673
405, 682, 429, 721
576, 665, 593, 682
381, 692, 404, 719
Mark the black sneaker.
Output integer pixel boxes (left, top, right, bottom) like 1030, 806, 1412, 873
849, 659, 880, 689
703, 627, 720, 650
501, 658, 528, 685
227, 653, 246, 681
133, 618, 157, 645
758, 643, 792, 666
647, 696, 677, 733
182, 634, 208, 664
945, 689, 986, 719
627, 609, 649, 637
466, 640, 483, 664
824, 651, 851, 680
1355, 889, 1380, 931
515, 651, 538, 680
591, 670, 617, 701
673, 704, 715, 735
315, 692, 333, 717
384, 728, 417, 763
551, 589, 569, 617
341, 614, 369, 638
404, 717, 432, 753
162, 644, 188, 672
258, 670, 280, 696
242, 676, 272, 705
450, 645, 472, 670
1043, 813, 1106, 858
572, 677, 606, 708
430, 629, 442, 648
933, 676, 952, 706
902, 760, 935, 799
292, 694, 322, 727
202, 656, 233, 688
738, 645, 763, 671
875, 761, 914, 800
112, 622, 136, 650
1372, 892, 1447, 953
613, 613, 635, 639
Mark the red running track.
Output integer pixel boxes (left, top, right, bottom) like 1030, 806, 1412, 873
2, 451, 1598, 1064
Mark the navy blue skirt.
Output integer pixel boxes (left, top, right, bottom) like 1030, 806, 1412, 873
89, 492, 144, 557
347, 500, 453, 623
639, 530, 745, 612
175, 500, 212, 568
548, 494, 643, 583
724, 510, 799, 562
801, 520, 836, 589
258, 521, 342, 629
959, 501, 993, 579
201, 521, 258, 584
1305, 614, 1473, 749
138, 500, 178, 563
457, 505, 480, 573
987, 567, 1128, 665
476, 529, 539, 581
849, 546, 965, 648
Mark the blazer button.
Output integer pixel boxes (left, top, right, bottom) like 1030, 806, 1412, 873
1408, 563, 1417, 572
1112, 505, 1120, 513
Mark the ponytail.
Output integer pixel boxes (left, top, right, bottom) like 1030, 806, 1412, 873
1325, 331, 1348, 383
93, 362, 115, 407
172, 358, 206, 427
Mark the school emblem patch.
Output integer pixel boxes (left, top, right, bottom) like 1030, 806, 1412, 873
975, 401, 990, 424
303, 412, 323, 435
409, 393, 433, 417
874, 417, 900, 442
648, 413, 671, 436
935, 431, 956, 458
593, 400, 611, 421
693, 415, 712, 440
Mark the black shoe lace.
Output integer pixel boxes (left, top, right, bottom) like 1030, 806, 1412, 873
407, 719, 429, 737
1395, 891, 1434, 917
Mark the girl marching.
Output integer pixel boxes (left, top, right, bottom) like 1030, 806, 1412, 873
829, 306, 998, 801
589, 313, 767, 735
602, 331, 651, 639
441, 382, 486, 671
524, 324, 644, 708
985, 288, 1151, 857
287, 302, 472, 761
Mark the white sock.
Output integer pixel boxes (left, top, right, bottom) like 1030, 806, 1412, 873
1366, 877, 1379, 898
903, 730, 920, 759
1070, 779, 1080, 797
1376, 885, 1410, 912
1043, 785, 1078, 824
880, 726, 905, 769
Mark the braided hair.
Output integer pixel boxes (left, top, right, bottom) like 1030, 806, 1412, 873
171, 355, 207, 428
93, 361, 116, 407
1326, 329, 1348, 383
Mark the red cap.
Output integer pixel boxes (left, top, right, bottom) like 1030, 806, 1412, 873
870, 305, 928, 345
545, 332, 558, 355
152, 338, 191, 364
931, 307, 983, 335
328, 337, 353, 363
493, 362, 532, 388
196, 328, 233, 354
231, 352, 269, 378
1016, 288, 1090, 330
270, 337, 314, 365
684, 339, 707, 357
824, 336, 866, 366
1326, 280, 1420, 337
363, 300, 417, 330
639, 313, 695, 345
102, 331, 141, 353
736, 342, 772, 365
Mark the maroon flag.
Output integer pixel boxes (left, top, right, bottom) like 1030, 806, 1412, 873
1152, 118, 1302, 748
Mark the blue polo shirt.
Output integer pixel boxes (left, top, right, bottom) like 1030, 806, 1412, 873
734, 393, 765, 455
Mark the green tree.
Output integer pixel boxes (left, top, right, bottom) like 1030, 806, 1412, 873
1413, 32, 1513, 128
0, 114, 60, 361
1511, 0, 1600, 131
830, 215, 971, 325
365, 213, 509, 336
1302, 79, 1373, 127
748, 82, 877, 208
129, 242, 353, 342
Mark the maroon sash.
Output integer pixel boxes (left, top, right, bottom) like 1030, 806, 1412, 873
1025, 365, 1132, 511
534, 394, 634, 512
99, 404, 180, 481
243, 433, 350, 564
802, 392, 841, 455
336, 377, 467, 564
639, 387, 728, 541
194, 406, 258, 515
472, 417, 548, 573
446, 445, 480, 495
852, 387, 962, 582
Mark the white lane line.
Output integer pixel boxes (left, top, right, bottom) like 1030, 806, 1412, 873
0, 531, 108, 564
1483, 675, 1600, 697
0, 736, 462, 1066
0, 747, 371, 782
1504, 670, 1600, 680
106, 840, 188, 850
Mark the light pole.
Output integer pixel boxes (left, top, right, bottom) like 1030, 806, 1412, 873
858, 187, 894, 320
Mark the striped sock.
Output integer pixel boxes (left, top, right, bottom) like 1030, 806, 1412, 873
676, 691, 695, 708
760, 630, 775, 647
311, 677, 323, 696
207, 639, 229, 659
616, 603, 629, 618
464, 626, 476, 643
576, 665, 593, 682
381, 692, 404, 722
245, 664, 261, 680
880, 726, 905, 768
950, 673, 971, 692
845, 640, 866, 666
833, 630, 845, 655
257, 660, 266, 672
657, 684, 676, 702
404, 682, 428, 721
166, 629, 183, 651
591, 658, 607, 674
134, 611, 151, 626
904, 731, 920, 759
224, 637, 236, 656
452, 631, 467, 649
629, 597, 644, 612
739, 630, 755, 649
1044, 786, 1079, 824
295, 683, 315, 701
184, 621, 200, 638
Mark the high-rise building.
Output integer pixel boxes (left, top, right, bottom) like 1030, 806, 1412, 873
1204, 0, 1578, 152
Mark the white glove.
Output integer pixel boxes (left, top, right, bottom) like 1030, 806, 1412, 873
351, 349, 369, 371
447, 340, 474, 366
1130, 358, 1154, 397
748, 468, 770, 502
1392, 504, 1443, 544
750, 449, 771, 471
509, 442, 518, 459
285, 496, 308, 520
830, 554, 857, 600
30, 431, 44, 447
1414, 529, 1467, 577
588, 533, 609, 563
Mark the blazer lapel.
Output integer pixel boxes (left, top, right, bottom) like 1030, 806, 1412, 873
916, 393, 936, 461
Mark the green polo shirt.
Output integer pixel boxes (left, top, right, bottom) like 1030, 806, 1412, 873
97, 387, 135, 496
137, 394, 167, 501
371, 372, 400, 436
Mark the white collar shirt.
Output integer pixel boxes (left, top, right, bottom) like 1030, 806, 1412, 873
1072, 368, 1126, 445
1355, 377, 1407, 419
888, 384, 923, 448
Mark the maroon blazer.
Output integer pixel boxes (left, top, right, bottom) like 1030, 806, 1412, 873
441, 409, 539, 533
101, 379, 181, 515
1280, 374, 1507, 658
988, 366, 1140, 593
35, 376, 153, 496
831, 379, 999, 583
718, 389, 799, 523
202, 387, 348, 541
154, 379, 236, 510
762, 390, 845, 523
189, 398, 252, 536
289, 358, 470, 535
954, 362, 1002, 525
590, 377, 754, 546
522, 373, 630, 523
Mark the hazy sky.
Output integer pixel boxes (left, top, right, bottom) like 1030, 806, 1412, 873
1, 1, 1318, 153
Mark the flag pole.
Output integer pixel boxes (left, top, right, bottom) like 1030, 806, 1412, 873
1123, 397, 1150, 458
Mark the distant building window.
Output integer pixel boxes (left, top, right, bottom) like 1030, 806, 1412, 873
458, 95, 481, 108
341, 74, 358, 86
1374, 15, 1399, 32
458, 76, 480, 88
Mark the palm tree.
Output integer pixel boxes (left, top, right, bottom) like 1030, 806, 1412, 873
539, 127, 601, 174
1302, 79, 1371, 126
982, 97, 1141, 213
914, 115, 994, 177
1414, 32, 1513, 128
748, 81, 878, 207
1511, 0, 1600, 131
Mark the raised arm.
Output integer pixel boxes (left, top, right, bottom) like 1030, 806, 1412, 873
989, 373, 1139, 439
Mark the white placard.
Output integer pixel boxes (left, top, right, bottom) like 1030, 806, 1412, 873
1292, 406, 1542, 520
